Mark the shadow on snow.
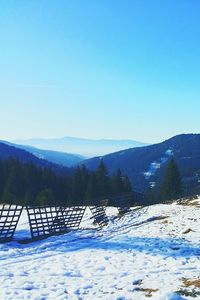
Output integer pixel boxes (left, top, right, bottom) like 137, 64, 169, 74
1, 231, 199, 263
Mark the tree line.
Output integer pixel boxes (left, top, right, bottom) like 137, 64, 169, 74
0, 158, 132, 207
0, 156, 184, 207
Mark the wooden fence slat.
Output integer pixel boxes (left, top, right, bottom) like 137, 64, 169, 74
109, 193, 133, 214
0, 204, 23, 242
26, 206, 86, 240
89, 206, 108, 227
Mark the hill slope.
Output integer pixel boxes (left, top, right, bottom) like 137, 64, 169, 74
0, 141, 72, 174
84, 134, 200, 191
3, 141, 84, 167
1, 198, 200, 299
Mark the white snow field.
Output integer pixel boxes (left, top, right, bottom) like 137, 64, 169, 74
0, 199, 200, 300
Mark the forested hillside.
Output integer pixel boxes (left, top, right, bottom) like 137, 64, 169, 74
0, 158, 132, 206
84, 134, 200, 195
3, 141, 84, 167
0, 141, 73, 175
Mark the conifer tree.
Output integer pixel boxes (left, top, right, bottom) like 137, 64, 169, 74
96, 160, 110, 197
123, 175, 132, 193
160, 158, 182, 201
0, 160, 5, 201
111, 169, 124, 194
23, 163, 41, 205
2, 159, 25, 205
85, 173, 98, 204
72, 166, 90, 205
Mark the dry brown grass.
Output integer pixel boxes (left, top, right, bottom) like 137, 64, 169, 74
179, 200, 200, 207
186, 200, 200, 206
138, 288, 159, 297
161, 220, 168, 224
183, 278, 200, 288
176, 195, 199, 206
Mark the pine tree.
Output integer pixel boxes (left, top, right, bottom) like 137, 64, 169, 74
144, 187, 158, 205
123, 176, 132, 193
96, 160, 110, 197
2, 159, 25, 205
111, 169, 124, 194
85, 173, 98, 204
72, 166, 90, 205
0, 160, 5, 202
23, 163, 42, 205
160, 158, 182, 201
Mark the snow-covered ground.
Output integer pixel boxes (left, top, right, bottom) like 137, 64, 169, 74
0, 199, 200, 300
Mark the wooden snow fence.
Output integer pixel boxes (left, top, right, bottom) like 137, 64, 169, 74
89, 198, 109, 227
0, 204, 23, 242
89, 206, 108, 227
109, 193, 133, 214
26, 206, 86, 240
0, 192, 135, 243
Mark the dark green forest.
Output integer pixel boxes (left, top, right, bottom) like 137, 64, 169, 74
0, 156, 186, 207
0, 158, 132, 207
144, 158, 183, 204
160, 158, 182, 201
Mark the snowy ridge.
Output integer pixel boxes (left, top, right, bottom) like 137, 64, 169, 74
0, 199, 200, 299
144, 149, 173, 180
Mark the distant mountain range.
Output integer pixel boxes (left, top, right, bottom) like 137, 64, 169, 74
3, 141, 84, 167
83, 134, 200, 192
12, 137, 148, 157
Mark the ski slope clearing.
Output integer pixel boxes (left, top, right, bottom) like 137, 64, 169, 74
0, 199, 200, 300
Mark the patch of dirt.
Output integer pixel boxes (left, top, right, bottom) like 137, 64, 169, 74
178, 199, 200, 207
186, 200, 200, 206
137, 288, 159, 297
183, 278, 200, 288
161, 220, 168, 224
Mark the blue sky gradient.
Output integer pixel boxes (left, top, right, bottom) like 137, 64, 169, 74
0, 0, 200, 143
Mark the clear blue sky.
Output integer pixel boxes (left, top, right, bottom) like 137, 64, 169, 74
0, 0, 200, 143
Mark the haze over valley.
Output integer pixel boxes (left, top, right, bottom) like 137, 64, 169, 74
12, 136, 148, 157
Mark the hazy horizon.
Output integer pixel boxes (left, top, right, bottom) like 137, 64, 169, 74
5, 132, 200, 145
3, 132, 198, 157
9, 135, 149, 157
